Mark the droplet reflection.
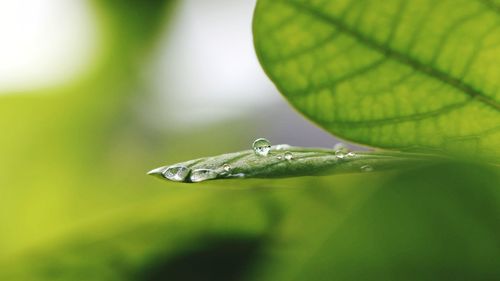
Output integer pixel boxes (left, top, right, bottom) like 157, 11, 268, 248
253, 138, 271, 156
190, 169, 218, 182
163, 166, 190, 182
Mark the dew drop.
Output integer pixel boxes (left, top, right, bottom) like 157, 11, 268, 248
253, 138, 271, 156
163, 166, 190, 182
346, 152, 356, 157
335, 150, 346, 159
333, 143, 349, 153
284, 151, 293, 161
360, 165, 373, 172
276, 155, 282, 160
222, 163, 231, 172
190, 169, 218, 182
334, 143, 349, 159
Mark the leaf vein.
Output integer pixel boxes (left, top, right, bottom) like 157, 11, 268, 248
280, 0, 500, 110
324, 100, 469, 127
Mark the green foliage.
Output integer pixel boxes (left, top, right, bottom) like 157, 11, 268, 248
3, 163, 499, 281
0, 0, 177, 260
1, 0, 499, 280
253, 0, 500, 155
259, 162, 500, 281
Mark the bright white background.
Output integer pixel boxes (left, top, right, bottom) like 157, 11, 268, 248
0, 0, 342, 147
0, 0, 97, 92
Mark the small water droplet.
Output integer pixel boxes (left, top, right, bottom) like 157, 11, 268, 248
284, 151, 293, 161
335, 150, 346, 159
334, 143, 349, 159
190, 169, 218, 182
253, 138, 271, 156
275, 144, 291, 150
222, 163, 231, 172
360, 165, 373, 172
333, 143, 349, 153
347, 152, 356, 157
276, 155, 282, 160
163, 166, 190, 182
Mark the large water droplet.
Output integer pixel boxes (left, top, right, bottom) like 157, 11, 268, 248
253, 138, 271, 156
163, 166, 190, 182
360, 165, 373, 172
190, 169, 218, 182
284, 151, 293, 161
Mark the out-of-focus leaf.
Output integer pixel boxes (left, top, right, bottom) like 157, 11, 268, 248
0, 0, 176, 257
253, 0, 500, 155
0, 171, 382, 281
252, 162, 500, 281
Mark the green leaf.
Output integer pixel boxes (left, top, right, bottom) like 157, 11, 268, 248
148, 145, 435, 183
253, 0, 500, 156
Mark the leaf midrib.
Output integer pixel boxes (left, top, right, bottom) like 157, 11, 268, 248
278, 0, 500, 111
478, 0, 500, 15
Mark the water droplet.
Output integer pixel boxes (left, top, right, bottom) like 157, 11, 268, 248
276, 155, 282, 160
335, 150, 346, 159
163, 166, 190, 182
333, 143, 349, 153
334, 143, 349, 159
190, 169, 218, 182
347, 152, 356, 157
253, 138, 271, 156
275, 144, 291, 150
360, 165, 373, 172
222, 163, 231, 172
284, 151, 293, 161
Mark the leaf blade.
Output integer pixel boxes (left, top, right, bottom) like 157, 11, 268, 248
253, 0, 500, 155
148, 145, 437, 183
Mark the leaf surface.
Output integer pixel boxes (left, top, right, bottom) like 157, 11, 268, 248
253, 0, 500, 154
148, 145, 436, 183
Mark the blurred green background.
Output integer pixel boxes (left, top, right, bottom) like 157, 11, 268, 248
0, 0, 499, 280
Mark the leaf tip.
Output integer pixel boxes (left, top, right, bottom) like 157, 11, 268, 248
147, 166, 165, 177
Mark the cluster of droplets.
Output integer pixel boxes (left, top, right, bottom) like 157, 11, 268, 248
152, 147, 257, 183
253, 138, 294, 162
154, 139, 379, 183
154, 163, 239, 183
333, 143, 373, 172
333, 143, 356, 159
149, 139, 376, 183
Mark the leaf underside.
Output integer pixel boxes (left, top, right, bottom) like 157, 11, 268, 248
253, 0, 500, 156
